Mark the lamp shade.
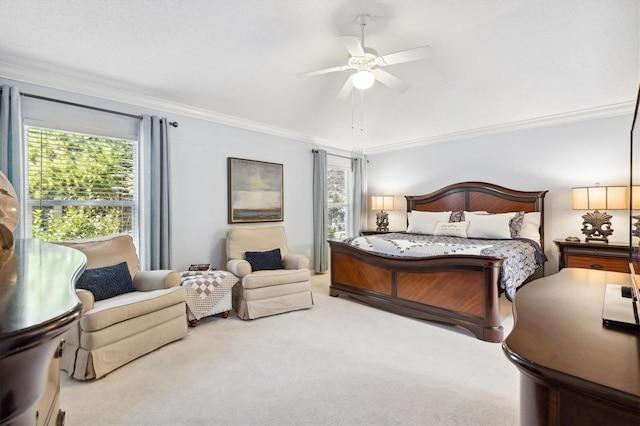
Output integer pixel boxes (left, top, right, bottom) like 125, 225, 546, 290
632, 186, 640, 210
572, 186, 628, 210
372, 195, 394, 211
353, 69, 375, 90
606, 186, 628, 209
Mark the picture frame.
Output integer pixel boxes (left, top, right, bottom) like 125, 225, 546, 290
227, 157, 283, 223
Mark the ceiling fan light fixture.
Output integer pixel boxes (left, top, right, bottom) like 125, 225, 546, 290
352, 69, 375, 90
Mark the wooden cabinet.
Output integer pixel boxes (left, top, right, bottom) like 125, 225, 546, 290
0, 240, 85, 426
503, 268, 639, 425
35, 340, 66, 426
555, 239, 630, 273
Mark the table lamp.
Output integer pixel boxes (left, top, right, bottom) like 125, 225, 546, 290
632, 186, 640, 241
372, 195, 394, 232
572, 184, 627, 243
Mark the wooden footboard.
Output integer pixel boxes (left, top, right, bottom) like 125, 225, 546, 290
329, 240, 505, 342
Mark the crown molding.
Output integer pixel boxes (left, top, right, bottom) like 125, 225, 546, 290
366, 101, 636, 155
1, 60, 633, 156
0, 60, 330, 146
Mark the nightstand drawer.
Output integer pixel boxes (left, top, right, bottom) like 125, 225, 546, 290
555, 239, 630, 273
566, 256, 630, 273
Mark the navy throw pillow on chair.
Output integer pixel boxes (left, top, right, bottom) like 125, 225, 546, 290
76, 261, 136, 301
245, 248, 282, 271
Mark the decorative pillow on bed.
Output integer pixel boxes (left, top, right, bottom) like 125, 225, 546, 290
434, 221, 469, 238
75, 261, 135, 301
458, 211, 490, 222
449, 211, 464, 222
519, 212, 541, 242
462, 211, 524, 238
407, 211, 452, 234
245, 248, 282, 271
509, 211, 525, 238
465, 212, 516, 239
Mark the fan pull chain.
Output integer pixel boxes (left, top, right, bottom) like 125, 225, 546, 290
360, 90, 364, 131
350, 89, 365, 131
351, 89, 355, 130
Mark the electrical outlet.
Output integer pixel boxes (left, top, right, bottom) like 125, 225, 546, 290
306, 248, 311, 257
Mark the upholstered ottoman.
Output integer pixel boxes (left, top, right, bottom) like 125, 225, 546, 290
180, 271, 239, 326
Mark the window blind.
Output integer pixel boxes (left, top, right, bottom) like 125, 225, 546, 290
25, 127, 138, 241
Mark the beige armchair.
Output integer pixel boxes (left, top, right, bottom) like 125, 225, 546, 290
55, 234, 187, 380
226, 226, 313, 319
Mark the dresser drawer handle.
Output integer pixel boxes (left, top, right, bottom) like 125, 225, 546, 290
590, 264, 604, 270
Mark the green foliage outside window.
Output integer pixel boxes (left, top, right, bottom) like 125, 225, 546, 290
27, 128, 135, 241
327, 168, 348, 239
32, 207, 126, 241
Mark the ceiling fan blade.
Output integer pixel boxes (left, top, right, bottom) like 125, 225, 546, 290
373, 69, 410, 93
337, 74, 354, 100
297, 65, 350, 77
376, 45, 431, 66
339, 35, 365, 57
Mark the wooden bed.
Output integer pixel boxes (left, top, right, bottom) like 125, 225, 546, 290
329, 181, 548, 343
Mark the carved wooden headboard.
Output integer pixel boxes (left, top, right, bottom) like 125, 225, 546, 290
405, 181, 548, 246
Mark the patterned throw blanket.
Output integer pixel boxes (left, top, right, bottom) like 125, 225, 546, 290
349, 236, 492, 256
342, 233, 547, 301
180, 270, 239, 320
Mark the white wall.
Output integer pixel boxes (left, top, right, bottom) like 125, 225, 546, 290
4, 77, 634, 274
366, 114, 634, 273
2, 78, 326, 271
168, 116, 316, 269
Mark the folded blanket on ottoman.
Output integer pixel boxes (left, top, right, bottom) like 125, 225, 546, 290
180, 270, 239, 320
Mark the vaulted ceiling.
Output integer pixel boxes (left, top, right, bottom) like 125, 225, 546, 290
0, 0, 637, 154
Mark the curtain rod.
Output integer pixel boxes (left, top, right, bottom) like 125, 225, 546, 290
2, 88, 179, 127
311, 149, 353, 160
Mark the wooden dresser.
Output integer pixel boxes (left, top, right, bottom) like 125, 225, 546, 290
0, 239, 85, 426
555, 239, 630, 273
503, 268, 639, 425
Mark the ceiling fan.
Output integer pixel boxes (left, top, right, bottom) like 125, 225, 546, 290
299, 14, 431, 100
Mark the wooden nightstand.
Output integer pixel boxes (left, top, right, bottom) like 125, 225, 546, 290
555, 239, 630, 273
360, 230, 389, 235
360, 230, 405, 235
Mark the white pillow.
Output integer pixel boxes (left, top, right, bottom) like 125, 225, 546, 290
519, 212, 541, 242
407, 211, 452, 235
466, 212, 516, 239
434, 221, 469, 238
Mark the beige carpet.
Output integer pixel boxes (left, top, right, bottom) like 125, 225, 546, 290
60, 274, 520, 426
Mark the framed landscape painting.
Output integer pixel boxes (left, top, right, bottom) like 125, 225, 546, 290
227, 157, 283, 223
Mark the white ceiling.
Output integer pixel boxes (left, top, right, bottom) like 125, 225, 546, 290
0, 0, 638, 154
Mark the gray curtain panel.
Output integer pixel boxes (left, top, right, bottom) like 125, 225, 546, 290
312, 149, 328, 273
0, 85, 25, 239
351, 156, 366, 237
141, 115, 171, 270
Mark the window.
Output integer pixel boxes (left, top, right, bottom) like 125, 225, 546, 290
327, 164, 354, 239
24, 126, 138, 242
